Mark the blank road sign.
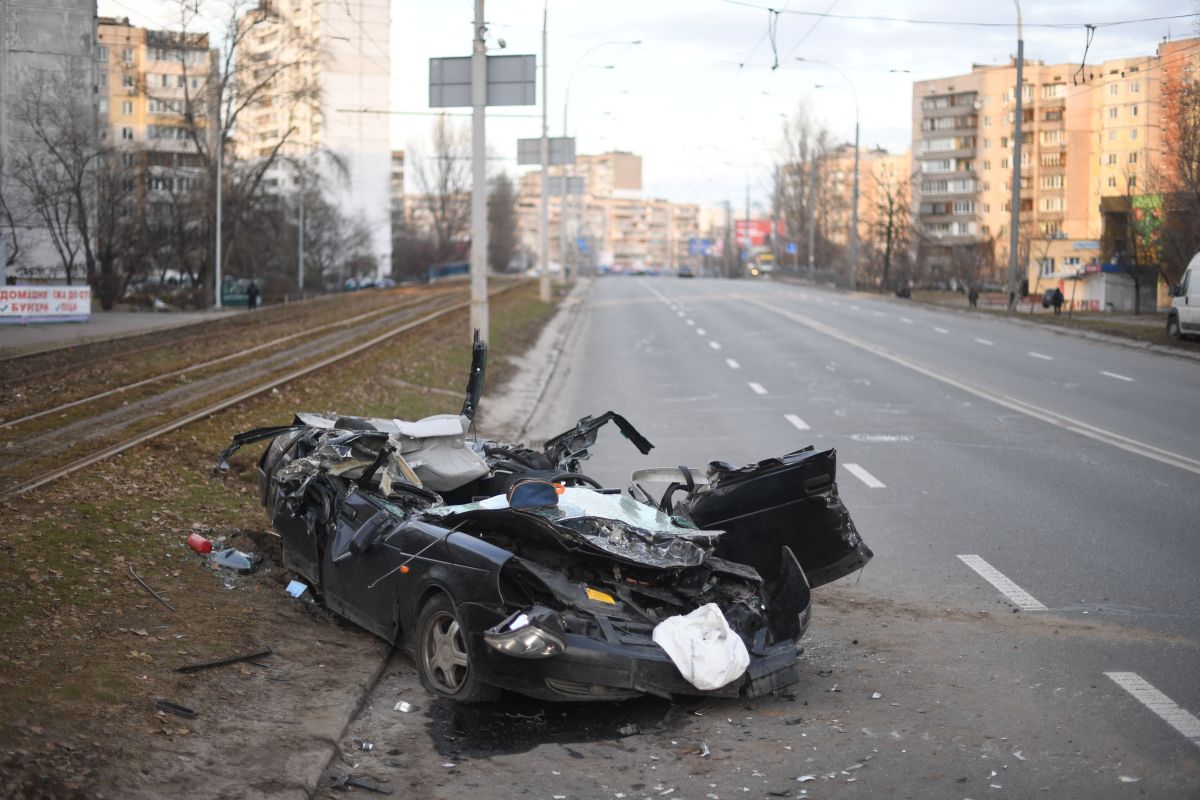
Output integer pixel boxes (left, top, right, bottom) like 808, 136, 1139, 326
429, 54, 536, 108
517, 137, 575, 166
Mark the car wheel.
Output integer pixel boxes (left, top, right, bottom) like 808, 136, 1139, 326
415, 593, 499, 703
1167, 314, 1182, 341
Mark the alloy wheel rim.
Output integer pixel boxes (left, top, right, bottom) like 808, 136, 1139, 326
423, 610, 470, 694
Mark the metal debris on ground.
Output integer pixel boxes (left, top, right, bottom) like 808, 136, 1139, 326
870, 691, 882, 699
176, 648, 273, 673
697, 742, 710, 757
359, 741, 374, 751
1119, 776, 1141, 783
394, 701, 415, 713
796, 775, 816, 782
211, 547, 260, 573
128, 565, 177, 611
618, 724, 641, 737
285, 580, 308, 598
152, 699, 198, 719
328, 772, 393, 795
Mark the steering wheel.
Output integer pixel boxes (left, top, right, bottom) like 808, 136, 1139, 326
546, 472, 604, 489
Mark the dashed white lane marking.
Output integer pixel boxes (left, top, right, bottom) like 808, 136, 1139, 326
785, 414, 810, 431
956, 555, 1046, 611
1101, 370, 1134, 382
872, 311, 885, 317
742, 296, 1200, 477
696, 328, 706, 336
844, 463, 886, 489
933, 327, 949, 335
830, 300, 841, 307
1029, 351, 1054, 361
900, 317, 914, 324
975, 338, 994, 346
1106, 672, 1200, 748
849, 304, 861, 312
748, 382, 768, 395
709, 341, 722, 350
725, 358, 740, 369
686, 319, 695, 326
677, 311, 685, 318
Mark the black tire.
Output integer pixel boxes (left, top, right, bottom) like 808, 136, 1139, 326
1167, 314, 1183, 341
415, 593, 499, 703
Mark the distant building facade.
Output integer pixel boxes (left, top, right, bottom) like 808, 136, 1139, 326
234, 0, 391, 277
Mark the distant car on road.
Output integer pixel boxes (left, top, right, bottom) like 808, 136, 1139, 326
1167, 251, 1200, 340
677, 267, 695, 278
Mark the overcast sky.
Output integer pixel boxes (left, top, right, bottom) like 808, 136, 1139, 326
100, 0, 1198, 209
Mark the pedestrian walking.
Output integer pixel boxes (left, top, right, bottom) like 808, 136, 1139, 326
1051, 286, 1064, 316
247, 280, 261, 311
968, 286, 979, 309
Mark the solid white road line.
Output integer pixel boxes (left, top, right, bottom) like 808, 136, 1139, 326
696, 328, 706, 335
725, 358, 740, 369
844, 463, 886, 488
1028, 351, 1054, 361
748, 382, 768, 395
975, 338, 994, 346
709, 341, 722, 350
934, 327, 949, 334
741, 295, 1200, 476
957, 555, 1047, 611
1101, 371, 1134, 382
785, 414, 810, 431
900, 317, 914, 324
1106, 672, 1200, 748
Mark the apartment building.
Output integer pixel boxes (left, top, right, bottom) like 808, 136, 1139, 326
235, 0, 391, 277
515, 151, 700, 271
818, 145, 912, 250
912, 38, 1198, 295
96, 18, 214, 216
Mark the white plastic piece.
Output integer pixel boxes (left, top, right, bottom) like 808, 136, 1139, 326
651, 603, 750, 691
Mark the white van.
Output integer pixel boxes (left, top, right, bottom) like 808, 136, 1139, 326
1167, 252, 1200, 340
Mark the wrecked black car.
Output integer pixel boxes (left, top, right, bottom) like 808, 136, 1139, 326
218, 336, 871, 703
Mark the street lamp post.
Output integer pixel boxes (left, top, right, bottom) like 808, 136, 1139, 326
1007, 0, 1025, 311
802, 58, 859, 291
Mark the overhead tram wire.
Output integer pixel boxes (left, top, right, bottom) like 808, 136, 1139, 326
720, 0, 1200, 31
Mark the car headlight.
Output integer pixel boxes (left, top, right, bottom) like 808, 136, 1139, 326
484, 606, 567, 659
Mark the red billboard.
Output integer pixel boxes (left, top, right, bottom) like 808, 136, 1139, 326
734, 219, 783, 248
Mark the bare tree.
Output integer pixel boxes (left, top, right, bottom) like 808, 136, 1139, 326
1157, 56, 1200, 284
488, 172, 517, 272
410, 115, 471, 265
8, 65, 100, 286
867, 163, 913, 291
774, 104, 832, 275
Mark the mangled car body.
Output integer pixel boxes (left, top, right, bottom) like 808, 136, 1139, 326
218, 337, 871, 702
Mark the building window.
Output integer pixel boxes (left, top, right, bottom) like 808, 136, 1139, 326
1130, 128, 1138, 139
1129, 152, 1138, 164
1131, 104, 1139, 117
122, 100, 132, 115
123, 74, 134, 88
1107, 153, 1117, 165
98, 71, 107, 87
1109, 83, 1119, 95
1128, 176, 1136, 188
983, 160, 990, 171
1108, 176, 1117, 187
121, 48, 133, 64
121, 127, 133, 140
952, 200, 975, 214
1041, 175, 1064, 189
1000, 158, 1009, 169
98, 98, 108, 114
122, 152, 135, 166
99, 46, 108, 61
1038, 258, 1055, 276
1108, 107, 1118, 119
1064, 256, 1081, 267
1109, 130, 1117, 141
1130, 81, 1140, 93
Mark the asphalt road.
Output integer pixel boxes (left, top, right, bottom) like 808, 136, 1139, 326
522, 275, 1200, 793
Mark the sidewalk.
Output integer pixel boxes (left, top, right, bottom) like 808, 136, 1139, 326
0, 309, 240, 357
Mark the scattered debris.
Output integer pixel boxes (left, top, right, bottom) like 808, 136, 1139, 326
328, 772, 393, 795
152, 699, 197, 719
816, 669, 833, 677
785, 717, 804, 726
618, 724, 641, 737
359, 741, 374, 751
211, 548, 260, 573
187, 532, 213, 554
176, 648, 273, 673
394, 701, 415, 713
870, 691, 882, 700
1013, 751, 1026, 761
1118, 776, 1141, 783
128, 565, 176, 612
797, 776, 816, 783
697, 742, 711, 757
285, 580, 308, 598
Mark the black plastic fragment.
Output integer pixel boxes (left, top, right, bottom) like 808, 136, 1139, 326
176, 648, 273, 673
153, 699, 198, 719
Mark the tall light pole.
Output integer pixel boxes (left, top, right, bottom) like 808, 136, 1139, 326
538, 1, 551, 302
802, 58, 859, 291
469, 0, 489, 338
1007, 0, 1025, 310
214, 129, 223, 308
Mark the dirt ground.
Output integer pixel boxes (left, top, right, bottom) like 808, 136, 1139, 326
0, 284, 556, 799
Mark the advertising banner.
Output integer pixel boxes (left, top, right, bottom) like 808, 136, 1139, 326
0, 285, 91, 324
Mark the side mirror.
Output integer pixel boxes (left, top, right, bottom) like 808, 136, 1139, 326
1169, 284, 1181, 298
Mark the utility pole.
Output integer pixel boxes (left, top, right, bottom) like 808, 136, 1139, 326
297, 173, 305, 292
1006, 0, 1025, 311
470, 0, 489, 338
849, 118, 860, 290
744, 184, 750, 274
538, 1, 551, 302
214, 129, 223, 309
808, 158, 817, 277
